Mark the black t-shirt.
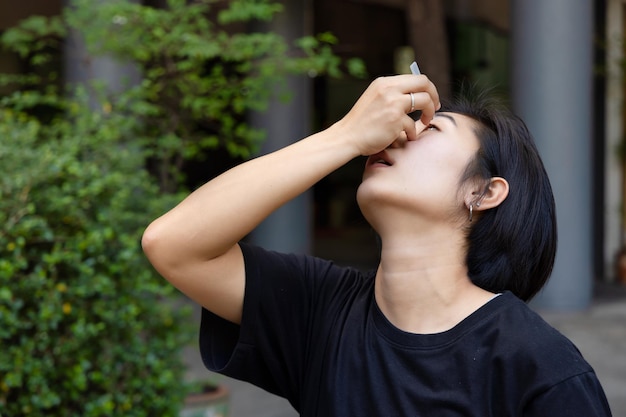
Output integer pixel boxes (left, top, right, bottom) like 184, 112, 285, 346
200, 243, 612, 416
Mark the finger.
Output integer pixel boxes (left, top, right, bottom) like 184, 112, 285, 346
403, 114, 418, 141
420, 95, 437, 125
397, 74, 441, 111
414, 119, 427, 132
410, 91, 437, 123
414, 75, 441, 111
420, 109, 435, 126
407, 92, 416, 113
422, 77, 441, 111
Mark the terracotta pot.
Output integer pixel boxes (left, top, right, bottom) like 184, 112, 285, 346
180, 384, 230, 417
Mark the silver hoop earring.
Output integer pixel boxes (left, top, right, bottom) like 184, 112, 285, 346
469, 204, 473, 222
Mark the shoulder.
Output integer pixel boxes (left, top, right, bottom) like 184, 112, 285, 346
467, 293, 609, 411
239, 241, 372, 294
485, 293, 594, 383
523, 371, 612, 416
490, 293, 586, 357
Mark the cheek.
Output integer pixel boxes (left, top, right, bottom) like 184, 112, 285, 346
402, 150, 473, 201
405, 150, 465, 186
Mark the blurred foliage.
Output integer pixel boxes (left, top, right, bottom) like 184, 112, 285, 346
0, 91, 191, 416
1, 0, 366, 192
0, 0, 365, 415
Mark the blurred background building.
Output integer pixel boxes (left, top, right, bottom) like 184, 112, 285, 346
1, 0, 623, 310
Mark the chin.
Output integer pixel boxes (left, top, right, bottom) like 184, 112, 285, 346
357, 177, 396, 206
357, 180, 432, 229
356, 181, 373, 208
356, 181, 390, 229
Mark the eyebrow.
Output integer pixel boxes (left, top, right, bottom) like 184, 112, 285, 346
434, 113, 457, 127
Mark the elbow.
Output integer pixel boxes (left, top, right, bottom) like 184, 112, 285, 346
141, 222, 159, 261
141, 220, 177, 280
141, 223, 157, 259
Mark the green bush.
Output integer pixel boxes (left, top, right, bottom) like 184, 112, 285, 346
0, 94, 191, 416
15, 0, 364, 193
0, 1, 365, 415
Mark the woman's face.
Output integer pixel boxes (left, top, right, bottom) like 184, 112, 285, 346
356, 112, 482, 225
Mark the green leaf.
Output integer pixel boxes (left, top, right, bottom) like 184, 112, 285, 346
218, 0, 284, 24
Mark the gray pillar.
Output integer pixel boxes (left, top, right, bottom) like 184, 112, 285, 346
249, 0, 313, 254
512, 0, 594, 310
63, 0, 140, 101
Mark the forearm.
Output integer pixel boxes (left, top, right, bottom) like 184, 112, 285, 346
143, 124, 359, 264
143, 73, 440, 276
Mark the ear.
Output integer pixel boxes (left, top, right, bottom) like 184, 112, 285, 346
473, 177, 509, 211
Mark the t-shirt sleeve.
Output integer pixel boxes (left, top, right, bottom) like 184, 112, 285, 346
523, 371, 613, 417
198, 242, 362, 409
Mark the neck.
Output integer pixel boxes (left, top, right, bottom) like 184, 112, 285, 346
373, 229, 494, 334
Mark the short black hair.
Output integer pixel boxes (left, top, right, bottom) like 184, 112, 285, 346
442, 94, 557, 302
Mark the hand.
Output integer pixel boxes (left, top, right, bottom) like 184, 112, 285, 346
332, 74, 440, 156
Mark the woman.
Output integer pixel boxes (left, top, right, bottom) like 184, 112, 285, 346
142, 74, 612, 416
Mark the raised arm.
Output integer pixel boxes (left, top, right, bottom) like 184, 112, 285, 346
141, 74, 439, 324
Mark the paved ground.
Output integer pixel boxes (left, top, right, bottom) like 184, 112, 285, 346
538, 285, 626, 416
183, 284, 626, 416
